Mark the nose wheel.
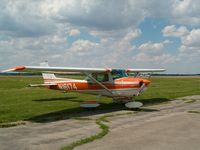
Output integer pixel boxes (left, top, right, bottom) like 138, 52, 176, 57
125, 101, 143, 109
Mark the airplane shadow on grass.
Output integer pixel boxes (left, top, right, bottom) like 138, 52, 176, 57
33, 97, 83, 102
28, 97, 170, 123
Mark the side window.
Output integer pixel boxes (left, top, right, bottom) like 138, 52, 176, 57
111, 70, 128, 80
85, 73, 109, 82
96, 73, 109, 82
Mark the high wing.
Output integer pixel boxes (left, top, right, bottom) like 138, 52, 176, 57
2, 65, 165, 73
2, 66, 109, 73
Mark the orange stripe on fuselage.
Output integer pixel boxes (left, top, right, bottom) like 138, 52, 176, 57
45, 77, 150, 91
51, 82, 140, 91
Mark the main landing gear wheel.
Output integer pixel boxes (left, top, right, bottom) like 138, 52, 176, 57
125, 101, 143, 109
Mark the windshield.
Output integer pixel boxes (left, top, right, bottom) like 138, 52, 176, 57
111, 69, 128, 80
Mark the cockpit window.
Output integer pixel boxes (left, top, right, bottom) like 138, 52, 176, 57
111, 69, 128, 80
85, 73, 109, 82
96, 73, 109, 82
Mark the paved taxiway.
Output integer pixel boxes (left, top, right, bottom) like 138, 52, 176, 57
76, 95, 200, 150
0, 95, 200, 150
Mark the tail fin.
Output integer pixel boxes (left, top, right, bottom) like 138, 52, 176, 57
40, 62, 57, 83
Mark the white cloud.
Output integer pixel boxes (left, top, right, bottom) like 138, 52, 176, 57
178, 28, 200, 62
1, 0, 200, 73
162, 26, 200, 54
159, 26, 200, 72
0, 34, 66, 50
68, 40, 98, 53
133, 39, 179, 69
161, 25, 200, 70
114, 29, 141, 53
123, 29, 142, 42
62, 28, 140, 67
133, 53, 178, 64
171, 0, 200, 25
0, 33, 67, 68
55, 0, 147, 30
162, 25, 189, 37
68, 29, 80, 36
0, 0, 55, 37
138, 40, 171, 55
181, 29, 200, 47
139, 42, 163, 51
1, 0, 200, 38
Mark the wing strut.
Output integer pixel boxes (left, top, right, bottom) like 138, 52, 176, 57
84, 73, 113, 95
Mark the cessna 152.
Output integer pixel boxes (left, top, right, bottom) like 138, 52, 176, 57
2, 63, 165, 108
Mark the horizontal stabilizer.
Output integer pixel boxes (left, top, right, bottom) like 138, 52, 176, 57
29, 83, 57, 87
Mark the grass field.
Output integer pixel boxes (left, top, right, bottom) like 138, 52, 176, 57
0, 76, 200, 123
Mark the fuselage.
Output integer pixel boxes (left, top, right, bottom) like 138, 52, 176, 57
45, 76, 151, 98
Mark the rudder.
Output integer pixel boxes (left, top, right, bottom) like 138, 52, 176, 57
40, 62, 57, 83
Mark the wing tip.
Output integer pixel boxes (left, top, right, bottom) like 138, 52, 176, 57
2, 66, 26, 73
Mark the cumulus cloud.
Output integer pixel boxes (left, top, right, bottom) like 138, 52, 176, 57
134, 40, 178, 67
133, 53, 179, 64
139, 41, 163, 52
1, 0, 200, 36
162, 25, 189, 37
68, 29, 80, 36
61, 28, 140, 67
54, 0, 200, 28
181, 29, 200, 47
161, 24, 200, 65
138, 40, 171, 55
0, 0, 56, 37
1, 0, 200, 39
112, 29, 141, 52
161, 25, 200, 70
162, 25, 200, 51
171, 0, 200, 25
0, 33, 67, 68
68, 40, 98, 53
1, 0, 200, 73
56, 0, 147, 30
178, 28, 200, 60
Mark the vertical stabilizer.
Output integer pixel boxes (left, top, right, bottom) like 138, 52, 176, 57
40, 61, 57, 83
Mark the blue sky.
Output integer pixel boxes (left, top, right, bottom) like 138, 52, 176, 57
0, 0, 200, 73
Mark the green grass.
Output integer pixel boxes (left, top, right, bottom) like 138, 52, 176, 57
0, 76, 200, 123
136, 77, 200, 105
0, 121, 26, 128
188, 110, 200, 114
183, 99, 196, 103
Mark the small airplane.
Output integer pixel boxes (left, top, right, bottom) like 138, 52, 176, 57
2, 62, 165, 108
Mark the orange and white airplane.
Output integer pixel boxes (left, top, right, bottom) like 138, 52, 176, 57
2, 62, 165, 108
